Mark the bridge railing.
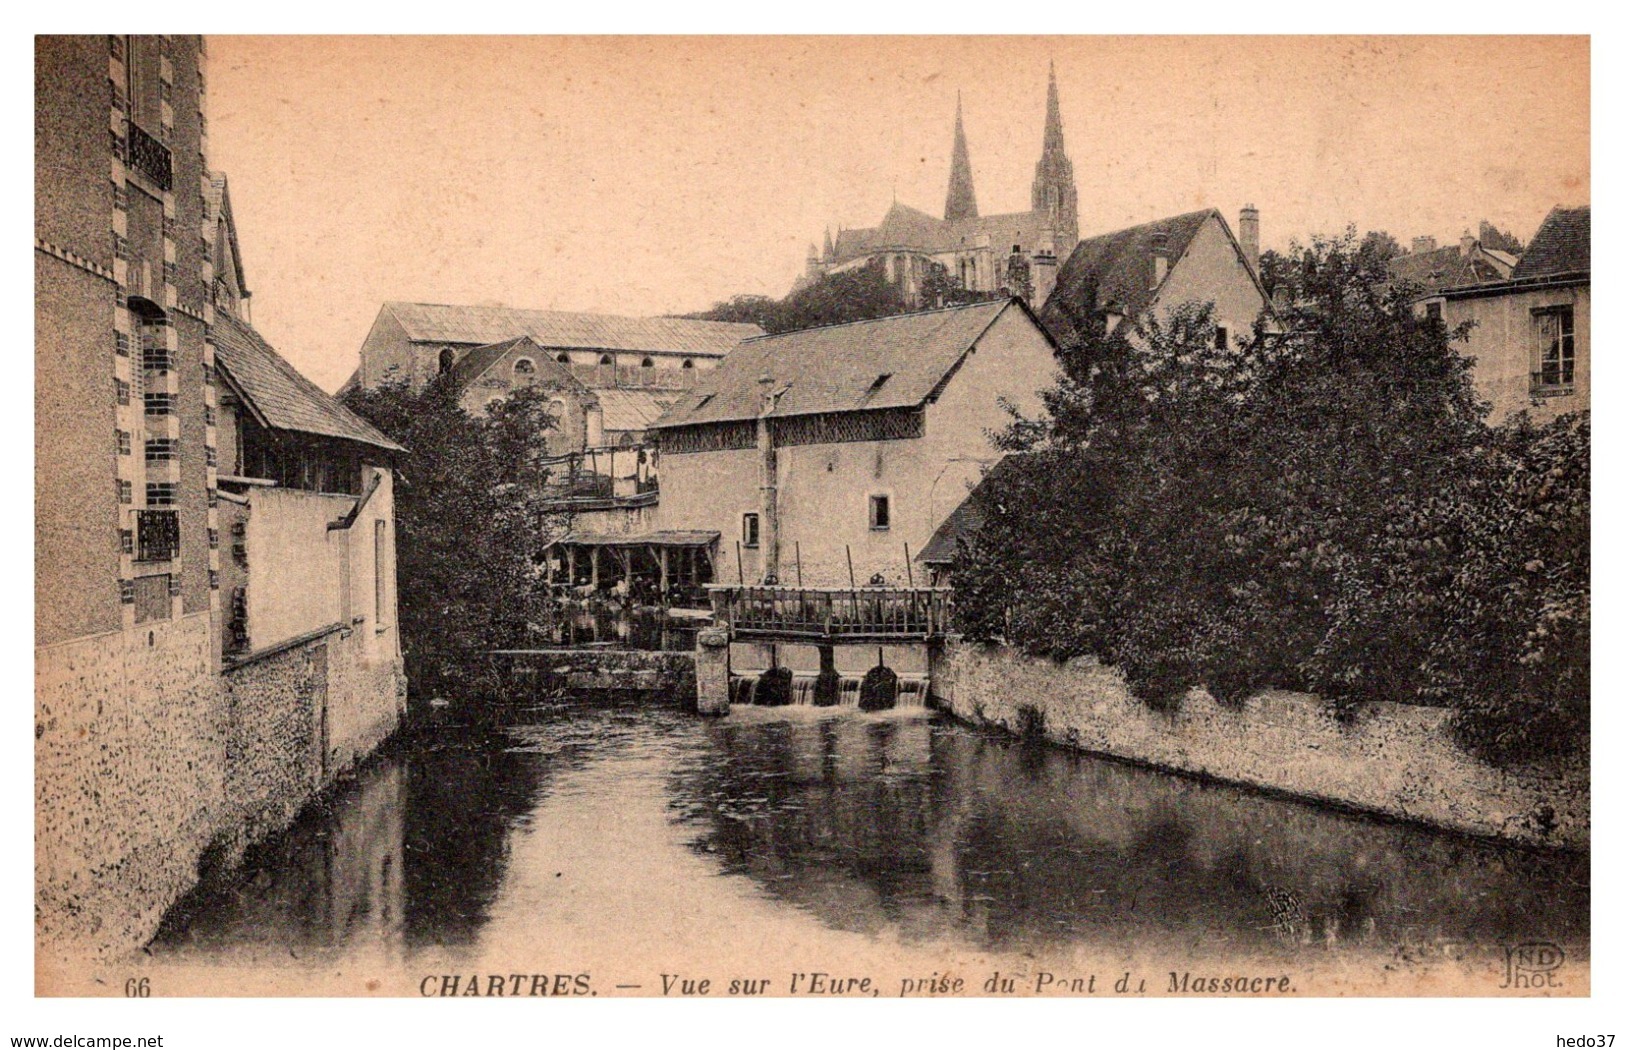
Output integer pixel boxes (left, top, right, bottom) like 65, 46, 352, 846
707, 585, 953, 640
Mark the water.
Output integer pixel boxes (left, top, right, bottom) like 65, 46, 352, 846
729, 671, 930, 708
141, 692, 1588, 996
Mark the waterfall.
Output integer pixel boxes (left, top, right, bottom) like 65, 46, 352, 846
729, 673, 930, 709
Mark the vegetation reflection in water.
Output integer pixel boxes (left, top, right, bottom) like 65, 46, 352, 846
150, 695, 1588, 980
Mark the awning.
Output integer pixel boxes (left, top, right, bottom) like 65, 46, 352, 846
544, 530, 720, 550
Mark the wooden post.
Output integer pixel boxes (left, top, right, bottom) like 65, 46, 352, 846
567, 546, 577, 588
795, 542, 804, 588
659, 546, 669, 600
846, 545, 859, 631
590, 547, 600, 591
736, 541, 745, 586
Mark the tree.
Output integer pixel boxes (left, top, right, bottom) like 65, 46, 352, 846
953, 227, 1592, 766
341, 378, 561, 699
1476, 220, 1527, 255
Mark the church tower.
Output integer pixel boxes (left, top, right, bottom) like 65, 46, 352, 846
1031, 63, 1079, 254
944, 92, 979, 223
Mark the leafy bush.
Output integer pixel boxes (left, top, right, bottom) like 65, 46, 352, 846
952, 229, 1588, 765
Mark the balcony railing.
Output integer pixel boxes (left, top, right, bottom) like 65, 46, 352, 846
125, 119, 172, 191
134, 509, 179, 562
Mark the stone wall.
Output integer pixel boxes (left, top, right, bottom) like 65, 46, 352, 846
930, 641, 1588, 850
223, 625, 407, 844
35, 614, 225, 963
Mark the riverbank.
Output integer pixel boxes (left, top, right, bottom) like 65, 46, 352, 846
929, 640, 1587, 851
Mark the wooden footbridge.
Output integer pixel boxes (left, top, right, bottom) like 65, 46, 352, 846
707, 585, 953, 643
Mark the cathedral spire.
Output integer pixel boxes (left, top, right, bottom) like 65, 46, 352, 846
1031, 63, 1079, 254
1042, 62, 1065, 156
944, 91, 979, 223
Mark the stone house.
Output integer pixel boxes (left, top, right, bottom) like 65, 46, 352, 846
1039, 207, 1273, 355
35, 35, 405, 963
648, 299, 1059, 588
1421, 205, 1589, 423
350, 300, 760, 443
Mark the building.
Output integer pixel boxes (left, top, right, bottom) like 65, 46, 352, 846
441, 334, 602, 451
1039, 207, 1272, 355
647, 299, 1059, 589
1424, 205, 1589, 423
351, 300, 761, 444
36, 35, 405, 962
801, 67, 1079, 310
1388, 229, 1518, 299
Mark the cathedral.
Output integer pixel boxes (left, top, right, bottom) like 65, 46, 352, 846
801, 65, 1080, 310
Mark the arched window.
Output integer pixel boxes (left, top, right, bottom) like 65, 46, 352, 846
438, 347, 455, 374
514, 357, 535, 376
618, 432, 636, 448
556, 351, 571, 364
599, 354, 613, 366
681, 358, 694, 370
641, 357, 654, 369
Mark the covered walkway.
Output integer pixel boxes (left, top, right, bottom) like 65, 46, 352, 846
545, 530, 719, 604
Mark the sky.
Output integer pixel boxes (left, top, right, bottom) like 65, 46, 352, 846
203, 35, 1590, 392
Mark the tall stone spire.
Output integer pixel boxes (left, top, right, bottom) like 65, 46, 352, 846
944, 92, 979, 223
1031, 62, 1079, 254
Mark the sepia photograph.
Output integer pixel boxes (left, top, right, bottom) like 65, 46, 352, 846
28, 25, 1595, 1034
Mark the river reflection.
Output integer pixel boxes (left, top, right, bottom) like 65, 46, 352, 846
147, 697, 1588, 993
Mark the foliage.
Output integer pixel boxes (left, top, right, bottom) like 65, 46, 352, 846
688, 257, 1003, 335
1476, 220, 1527, 255
1429, 413, 1589, 764
341, 379, 562, 699
953, 228, 1588, 765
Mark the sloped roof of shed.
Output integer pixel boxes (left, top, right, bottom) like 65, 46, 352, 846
650, 299, 1025, 429
213, 315, 403, 452
382, 301, 761, 356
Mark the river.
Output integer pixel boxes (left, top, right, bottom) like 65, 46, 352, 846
140, 690, 1588, 997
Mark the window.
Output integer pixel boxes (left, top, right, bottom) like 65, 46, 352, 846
741, 512, 760, 549
1425, 302, 1443, 322
869, 494, 891, 531
557, 352, 571, 363
1215, 326, 1228, 352
599, 354, 614, 366
641, 358, 654, 369
681, 358, 694, 370
514, 358, 535, 376
1532, 305, 1576, 391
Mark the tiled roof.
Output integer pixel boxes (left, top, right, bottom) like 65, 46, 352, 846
596, 389, 678, 432
1513, 205, 1589, 280
447, 335, 589, 397
213, 315, 403, 452
383, 301, 761, 356
651, 300, 1019, 429
1388, 244, 1506, 294
1039, 209, 1217, 349
547, 530, 720, 549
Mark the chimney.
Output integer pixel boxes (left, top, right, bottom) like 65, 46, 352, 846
1239, 204, 1260, 271
1149, 230, 1169, 288
756, 372, 779, 583
1459, 230, 1477, 257
1411, 235, 1438, 254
